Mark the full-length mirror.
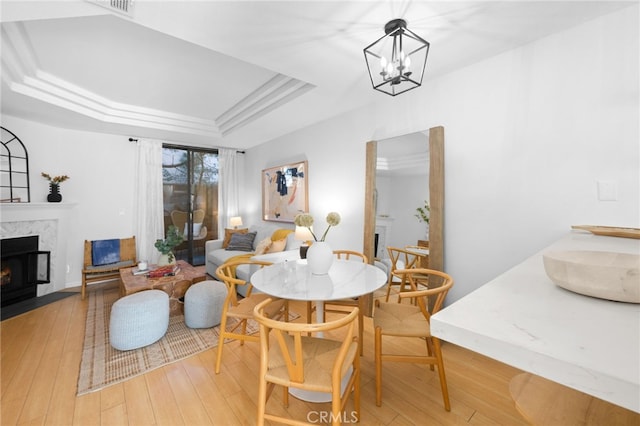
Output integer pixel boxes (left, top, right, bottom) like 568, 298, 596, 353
364, 126, 444, 276
374, 131, 430, 254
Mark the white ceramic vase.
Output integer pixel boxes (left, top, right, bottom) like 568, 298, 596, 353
306, 242, 333, 275
157, 252, 176, 266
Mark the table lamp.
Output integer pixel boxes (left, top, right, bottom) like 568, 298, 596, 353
295, 226, 314, 259
229, 216, 243, 229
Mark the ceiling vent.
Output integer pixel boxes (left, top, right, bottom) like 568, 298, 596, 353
87, 0, 134, 17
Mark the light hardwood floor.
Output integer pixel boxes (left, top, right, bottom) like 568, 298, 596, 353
1, 283, 532, 425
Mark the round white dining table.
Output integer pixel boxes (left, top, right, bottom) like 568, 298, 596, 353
251, 258, 387, 305
250, 258, 388, 402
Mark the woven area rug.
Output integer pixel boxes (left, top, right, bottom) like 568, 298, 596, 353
78, 287, 265, 395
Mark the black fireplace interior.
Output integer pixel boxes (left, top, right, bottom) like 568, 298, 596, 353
1, 236, 51, 307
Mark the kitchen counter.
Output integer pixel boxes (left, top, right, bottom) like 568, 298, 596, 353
431, 231, 640, 412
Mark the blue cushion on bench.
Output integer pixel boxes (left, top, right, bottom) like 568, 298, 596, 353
92, 239, 120, 266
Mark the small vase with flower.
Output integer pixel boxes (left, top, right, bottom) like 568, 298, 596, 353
294, 211, 341, 275
41, 172, 70, 203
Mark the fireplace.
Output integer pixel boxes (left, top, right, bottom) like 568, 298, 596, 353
1, 236, 51, 307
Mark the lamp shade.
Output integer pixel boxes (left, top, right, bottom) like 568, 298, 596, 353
229, 216, 243, 228
295, 226, 314, 242
363, 19, 430, 96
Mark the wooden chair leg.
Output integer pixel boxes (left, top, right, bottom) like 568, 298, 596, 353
306, 301, 313, 323
81, 276, 87, 300
425, 336, 435, 371
375, 326, 383, 406
384, 282, 392, 302
433, 337, 451, 411
256, 373, 268, 426
353, 354, 361, 421
283, 385, 289, 407
215, 316, 228, 374
358, 309, 364, 356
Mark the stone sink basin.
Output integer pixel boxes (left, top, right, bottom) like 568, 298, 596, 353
542, 250, 640, 303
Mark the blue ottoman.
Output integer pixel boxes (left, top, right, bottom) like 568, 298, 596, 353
109, 290, 169, 351
184, 280, 227, 328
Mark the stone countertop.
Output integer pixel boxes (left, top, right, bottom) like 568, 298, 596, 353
431, 230, 640, 413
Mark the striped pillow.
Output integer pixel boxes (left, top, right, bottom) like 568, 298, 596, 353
226, 232, 257, 252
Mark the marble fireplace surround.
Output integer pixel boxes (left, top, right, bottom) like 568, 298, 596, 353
0, 203, 76, 297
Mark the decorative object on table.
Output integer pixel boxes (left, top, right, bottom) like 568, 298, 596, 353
295, 211, 341, 275
306, 241, 334, 275
415, 199, 430, 239
262, 160, 308, 223
147, 264, 180, 278
542, 250, 640, 303
295, 225, 314, 259
571, 225, 640, 239
41, 172, 69, 203
154, 225, 184, 266
363, 18, 430, 97
229, 216, 243, 229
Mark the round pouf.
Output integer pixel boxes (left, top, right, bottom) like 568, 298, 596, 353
109, 290, 169, 351
184, 280, 227, 328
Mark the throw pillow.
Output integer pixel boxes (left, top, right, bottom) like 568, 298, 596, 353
267, 238, 287, 253
92, 239, 120, 266
226, 232, 257, 252
255, 237, 273, 255
183, 223, 203, 238
223, 228, 248, 248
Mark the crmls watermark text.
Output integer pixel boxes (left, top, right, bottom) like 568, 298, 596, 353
307, 411, 358, 424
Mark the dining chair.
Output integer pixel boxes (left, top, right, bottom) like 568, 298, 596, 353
405, 243, 429, 267
214, 259, 287, 374
171, 209, 207, 240
254, 297, 361, 426
374, 268, 454, 410
306, 250, 368, 355
385, 246, 429, 302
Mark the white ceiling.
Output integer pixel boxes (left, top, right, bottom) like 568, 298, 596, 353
1, 1, 634, 150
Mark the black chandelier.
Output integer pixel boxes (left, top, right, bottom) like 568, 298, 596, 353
363, 19, 430, 96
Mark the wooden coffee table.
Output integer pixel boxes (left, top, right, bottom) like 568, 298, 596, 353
119, 260, 207, 315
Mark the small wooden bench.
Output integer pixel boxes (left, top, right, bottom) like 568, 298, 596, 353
81, 236, 136, 300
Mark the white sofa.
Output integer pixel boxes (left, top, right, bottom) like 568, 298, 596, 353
205, 223, 301, 295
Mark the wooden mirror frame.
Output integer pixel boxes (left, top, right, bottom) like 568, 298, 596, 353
362, 126, 445, 313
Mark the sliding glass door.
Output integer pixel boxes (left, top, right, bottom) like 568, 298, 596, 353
162, 145, 218, 266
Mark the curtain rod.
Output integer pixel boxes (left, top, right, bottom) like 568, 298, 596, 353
128, 137, 245, 154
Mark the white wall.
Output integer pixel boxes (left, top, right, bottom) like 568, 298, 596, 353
243, 6, 639, 303
0, 116, 137, 288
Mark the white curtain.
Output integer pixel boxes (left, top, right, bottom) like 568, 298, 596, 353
218, 148, 240, 231
134, 139, 165, 263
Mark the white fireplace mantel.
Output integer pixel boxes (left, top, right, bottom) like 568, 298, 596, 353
375, 216, 394, 259
1, 202, 78, 295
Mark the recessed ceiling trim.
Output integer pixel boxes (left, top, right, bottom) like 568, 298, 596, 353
218, 77, 310, 133
2, 21, 222, 138
217, 74, 315, 135
216, 74, 289, 125
220, 82, 314, 136
377, 152, 429, 171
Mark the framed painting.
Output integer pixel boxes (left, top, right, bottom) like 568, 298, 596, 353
262, 161, 308, 222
